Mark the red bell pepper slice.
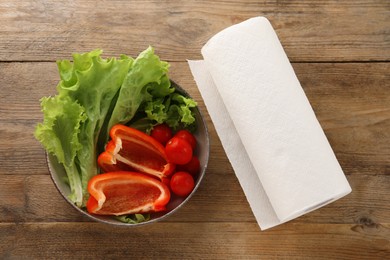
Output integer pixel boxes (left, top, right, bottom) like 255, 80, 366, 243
98, 125, 175, 179
86, 171, 171, 215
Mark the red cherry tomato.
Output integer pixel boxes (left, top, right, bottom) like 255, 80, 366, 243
174, 130, 197, 150
151, 124, 173, 145
170, 171, 195, 197
165, 136, 193, 165
176, 156, 200, 176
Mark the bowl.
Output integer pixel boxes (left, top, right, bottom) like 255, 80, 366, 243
47, 81, 209, 226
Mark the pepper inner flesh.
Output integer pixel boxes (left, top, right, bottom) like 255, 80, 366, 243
117, 137, 167, 172
97, 180, 161, 215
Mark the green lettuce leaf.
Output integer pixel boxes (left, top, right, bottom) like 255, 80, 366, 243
34, 96, 86, 206
106, 46, 172, 134
115, 214, 151, 224
143, 92, 197, 130
144, 97, 168, 123
55, 50, 133, 205
35, 47, 198, 209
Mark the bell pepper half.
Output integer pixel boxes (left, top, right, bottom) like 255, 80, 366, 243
98, 124, 175, 180
86, 171, 171, 215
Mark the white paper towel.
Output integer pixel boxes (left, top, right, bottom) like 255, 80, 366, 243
188, 17, 351, 230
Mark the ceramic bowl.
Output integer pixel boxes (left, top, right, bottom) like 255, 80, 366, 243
47, 81, 209, 226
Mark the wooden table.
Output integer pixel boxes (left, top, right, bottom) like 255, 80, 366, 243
1, 1, 389, 259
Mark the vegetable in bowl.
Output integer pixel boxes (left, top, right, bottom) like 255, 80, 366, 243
35, 47, 208, 224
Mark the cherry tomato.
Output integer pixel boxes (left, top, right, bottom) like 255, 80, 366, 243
170, 171, 195, 197
176, 156, 200, 176
174, 130, 197, 150
151, 124, 172, 145
165, 136, 193, 165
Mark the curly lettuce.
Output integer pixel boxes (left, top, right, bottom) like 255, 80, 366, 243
106, 46, 173, 134
35, 47, 197, 208
34, 96, 87, 206
143, 93, 197, 130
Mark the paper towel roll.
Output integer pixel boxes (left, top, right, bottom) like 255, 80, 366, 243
188, 17, 351, 230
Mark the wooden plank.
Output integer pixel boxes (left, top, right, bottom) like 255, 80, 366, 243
0, 222, 389, 259
1, 62, 388, 176
1, 1, 388, 259
0, 0, 388, 62
0, 174, 389, 225
291, 62, 390, 176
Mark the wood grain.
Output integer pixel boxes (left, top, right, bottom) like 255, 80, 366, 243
0, 174, 389, 225
0, 0, 389, 258
1, 62, 388, 176
0, 222, 389, 259
0, 0, 388, 62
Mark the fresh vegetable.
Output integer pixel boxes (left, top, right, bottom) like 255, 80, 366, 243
169, 171, 195, 197
150, 124, 173, 145
34, 47, 198, 207
87, 171, 171, 215
105, 47, 171, 136
116, 213, 150, 224
174, 130, 197, 150
34, 96, 87, 206
97, 125, 175, 180
176, 156, 200, 176
143, 92, 198, 132
35, 50, 132, 206
165, 136, 193, 165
